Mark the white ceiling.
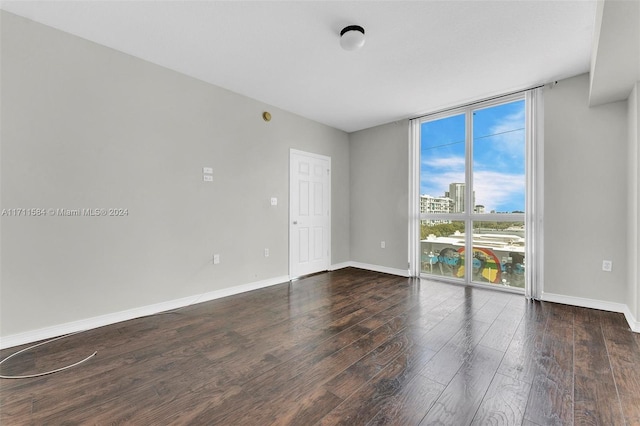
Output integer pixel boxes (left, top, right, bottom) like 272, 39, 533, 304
0, 0, 598, 133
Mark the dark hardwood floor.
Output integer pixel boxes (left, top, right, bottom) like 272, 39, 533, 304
1, 268, 639, 425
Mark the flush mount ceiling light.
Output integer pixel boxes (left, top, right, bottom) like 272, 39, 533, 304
340, 25, 365, 51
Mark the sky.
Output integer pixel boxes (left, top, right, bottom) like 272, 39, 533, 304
420, 99, 525, 213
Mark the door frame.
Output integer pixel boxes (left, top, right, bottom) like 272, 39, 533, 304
289, 149, 331, 279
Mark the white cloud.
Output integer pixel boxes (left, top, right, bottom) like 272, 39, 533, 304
421, 155, 465, 197
421, 170, 465, 197
473, 170, 525, 212
475, 108, 525, 164
422, 156, 465, 170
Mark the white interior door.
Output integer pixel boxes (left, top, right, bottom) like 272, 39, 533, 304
289, 149, 331, 279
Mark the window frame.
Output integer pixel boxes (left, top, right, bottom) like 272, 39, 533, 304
409, 89, 543, 298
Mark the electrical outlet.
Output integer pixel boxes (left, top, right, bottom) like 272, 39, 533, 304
264, 248, 269, 257
203, 175, 213, 182
602, 260, 612, 272
381, 241, 386, 249
213, 254, 220, 264
270, 197, 278, 206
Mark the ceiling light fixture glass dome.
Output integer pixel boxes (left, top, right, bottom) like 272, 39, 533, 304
340, 25, 365, 51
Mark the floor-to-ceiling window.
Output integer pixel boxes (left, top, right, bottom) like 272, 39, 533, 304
411, 91, 541, 293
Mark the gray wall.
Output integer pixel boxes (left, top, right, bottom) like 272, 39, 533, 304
349, 121, 409, 271
544, 73, 628, 303
628, 83, 639, 319
0, 12, 350, 337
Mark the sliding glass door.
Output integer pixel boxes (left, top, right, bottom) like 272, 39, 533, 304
417, 94, 528, 291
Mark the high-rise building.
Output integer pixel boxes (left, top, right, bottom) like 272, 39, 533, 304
449, 183, 465, 212
447, 183, 475, 213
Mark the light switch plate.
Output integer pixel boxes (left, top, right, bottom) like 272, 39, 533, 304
203, 175, 213, 182
203, 167, 213, 174
271, 197, 277, 206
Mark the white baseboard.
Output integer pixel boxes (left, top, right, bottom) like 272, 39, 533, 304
0, 275, 290, 350
331, 261, 410, 278
541, 292, 639, 333
329, 261, 353, 271
623, 306, 640, 333
195, 275, 290, 304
